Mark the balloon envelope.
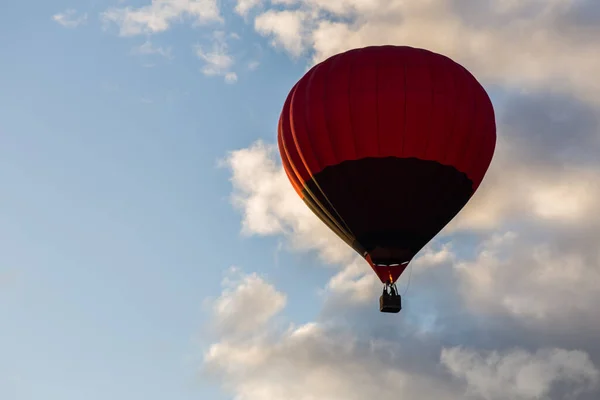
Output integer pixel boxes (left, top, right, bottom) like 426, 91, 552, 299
278, 45, 496, 283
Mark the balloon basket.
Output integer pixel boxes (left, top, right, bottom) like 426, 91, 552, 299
379, 294, 402, 313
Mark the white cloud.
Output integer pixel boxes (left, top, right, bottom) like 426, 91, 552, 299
208, 2, 600, 399
203, 273, 460, 400
454, 230, 600, 326
195, 31, 239, 83
412, 243, 455, 269
43, 2, 600, 398
323, 244, 454, 305
224, 72, 238, 83
216, 92, 600, 400
131, 40, 173, 59
101, 0, 222, 36
325, 257, 379, 303
52, 9, 87, 28
211, 268, 286, 337
203, 271, 600, 400
254, 10, 310, 57
217, 119, 600, 398
221, 134, 600, 269
444, 151, 600, 232
247, 0, 600, 104
530, 174, 599, 221
441, 347, 600, 400
235, 0, 264, 17
222, 140, 354, 265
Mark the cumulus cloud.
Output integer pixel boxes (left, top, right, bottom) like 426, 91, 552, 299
45, 1, 600, 397
211, 268, 286, 337
234, 0, 264, 17
214, 81, 600, 400
101, 0, 222, 36
324, 243, 455, 305
52, 9, 87, 28
220, 91, 600, 324
254, 10, 311, 57
441, 347, 600, 400
202, 271, 600, 400
205, 1, 600, 399
223, 140, 354, 264
217, 126, 600, 399
131, 40, 173, 59
194, 31, 238, 83
442, 90, 600, 232
203, 269, 460, 400
455, 229, 600, 330
220, 135, 600, 333
250, 0, 600, 104
325, 257, 379, 303
204, 328, 461, 399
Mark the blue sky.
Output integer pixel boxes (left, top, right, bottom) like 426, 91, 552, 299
0, 2, 313, 399
2, 1, 600, 400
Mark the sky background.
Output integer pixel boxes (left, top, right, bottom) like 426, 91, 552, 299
1, 1, 600, 399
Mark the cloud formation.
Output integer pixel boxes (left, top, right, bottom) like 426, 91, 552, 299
211, 267, 287, 337
60, 0, 600, 397
254, 10, 310, 58
234, 0, 264, 17
209, 2, 600, 397
202, 270, 600, 400
441, 347, 599, 400
194, 31, 238, 83
101, 0, 222, 36
215, 126, 600, 398
249, 0, 600, 104
224, 140, 354, 265
131, 41, 173, 59
52, 9, 88, 28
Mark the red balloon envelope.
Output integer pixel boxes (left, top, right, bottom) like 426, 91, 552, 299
277, 45, 496, 284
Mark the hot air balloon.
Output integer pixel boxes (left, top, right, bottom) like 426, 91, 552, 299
277, 45, 496, 313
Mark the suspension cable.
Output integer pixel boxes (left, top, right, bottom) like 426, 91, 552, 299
401, 262, 413, 296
